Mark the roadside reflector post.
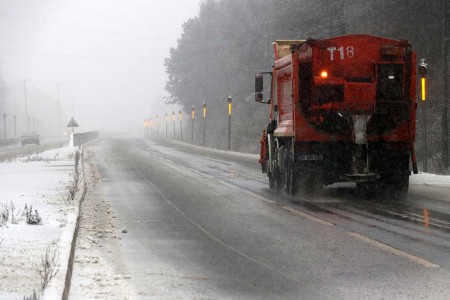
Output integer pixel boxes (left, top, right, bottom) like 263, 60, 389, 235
165, 113, 168, 138
227, 96, 232, 150
143, 119, 147, 138
191, 106, 195, 143
179, 110, 183, 140
203, 101, 207, 146
419, 59, 428, 172
172, 111, 176, 138
149, 118, 153, 137
156, 115, 159, 137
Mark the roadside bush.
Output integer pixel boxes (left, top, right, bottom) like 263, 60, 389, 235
25, 204, 42, 225
0, 202, 10, 226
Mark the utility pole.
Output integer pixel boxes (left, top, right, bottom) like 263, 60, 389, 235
442, 0, 449, 171
56, 83, 62, 136
3, 114, 6, 139
23, 79, 30, 132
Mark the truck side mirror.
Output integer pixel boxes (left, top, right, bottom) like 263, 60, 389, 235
255, 74, 263, 93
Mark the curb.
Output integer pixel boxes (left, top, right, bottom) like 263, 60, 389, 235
42, 146, 87, 299
61, 146, 87, 300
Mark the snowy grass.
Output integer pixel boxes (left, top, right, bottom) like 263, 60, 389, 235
0, 201, 22, 226
40, 243, 60, 289
0, 145, 80, 299
0, 202, 44, 227
23, 290, 40, 300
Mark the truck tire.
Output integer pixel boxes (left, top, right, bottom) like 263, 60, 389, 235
356, 182, 377, 198
380, 173, 409, 200
268, 171, 276, 189
284, 149, 297, 196
275, 168, 284, 191
297, 171, 315, 195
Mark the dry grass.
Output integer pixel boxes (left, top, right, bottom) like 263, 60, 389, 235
0, 201, 22, 227
40, 243, 60, 290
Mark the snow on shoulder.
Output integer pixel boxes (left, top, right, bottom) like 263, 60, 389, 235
409, 172, 450, 203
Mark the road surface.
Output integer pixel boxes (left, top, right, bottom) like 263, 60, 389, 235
70, 138, 450, 299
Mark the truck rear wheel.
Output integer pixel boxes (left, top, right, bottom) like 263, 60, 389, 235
284, 151, 297, 196
356, 182, 377, 198
380, 173, 409, 200
356, 174, 409, 200
275, 168, 284, 191
297, 170, 322, 196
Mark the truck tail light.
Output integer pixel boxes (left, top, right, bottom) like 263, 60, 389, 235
320, 71, 328, 78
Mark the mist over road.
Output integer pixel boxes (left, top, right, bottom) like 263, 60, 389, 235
72, 138, 450, 299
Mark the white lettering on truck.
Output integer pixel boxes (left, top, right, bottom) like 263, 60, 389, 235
327, 46, 355, 61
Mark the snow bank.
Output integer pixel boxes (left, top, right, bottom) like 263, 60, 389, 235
410, 172, 450, 188
409, 172, 450, 203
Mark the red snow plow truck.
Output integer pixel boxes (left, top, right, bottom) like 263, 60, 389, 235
255, 34, 418, 199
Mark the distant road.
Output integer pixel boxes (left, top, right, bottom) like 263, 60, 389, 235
72, 138, 450, 299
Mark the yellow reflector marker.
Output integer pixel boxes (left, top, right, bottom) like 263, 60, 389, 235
228, 103, 232, 115
421, 77, 426, 101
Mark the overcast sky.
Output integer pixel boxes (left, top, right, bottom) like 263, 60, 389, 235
0, 0, 202, 135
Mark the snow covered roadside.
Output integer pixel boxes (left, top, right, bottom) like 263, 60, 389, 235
410, 173, 450, 203
0, 145, 83, 299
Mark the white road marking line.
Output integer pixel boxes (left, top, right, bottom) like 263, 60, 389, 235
282, 206, 335, 226
346, 232, 440, 268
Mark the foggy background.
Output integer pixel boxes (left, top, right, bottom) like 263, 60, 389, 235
0, 0, 202, 136
0, 0, 448, 173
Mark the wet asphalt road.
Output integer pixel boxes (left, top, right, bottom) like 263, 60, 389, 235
86, 138, 450, 299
